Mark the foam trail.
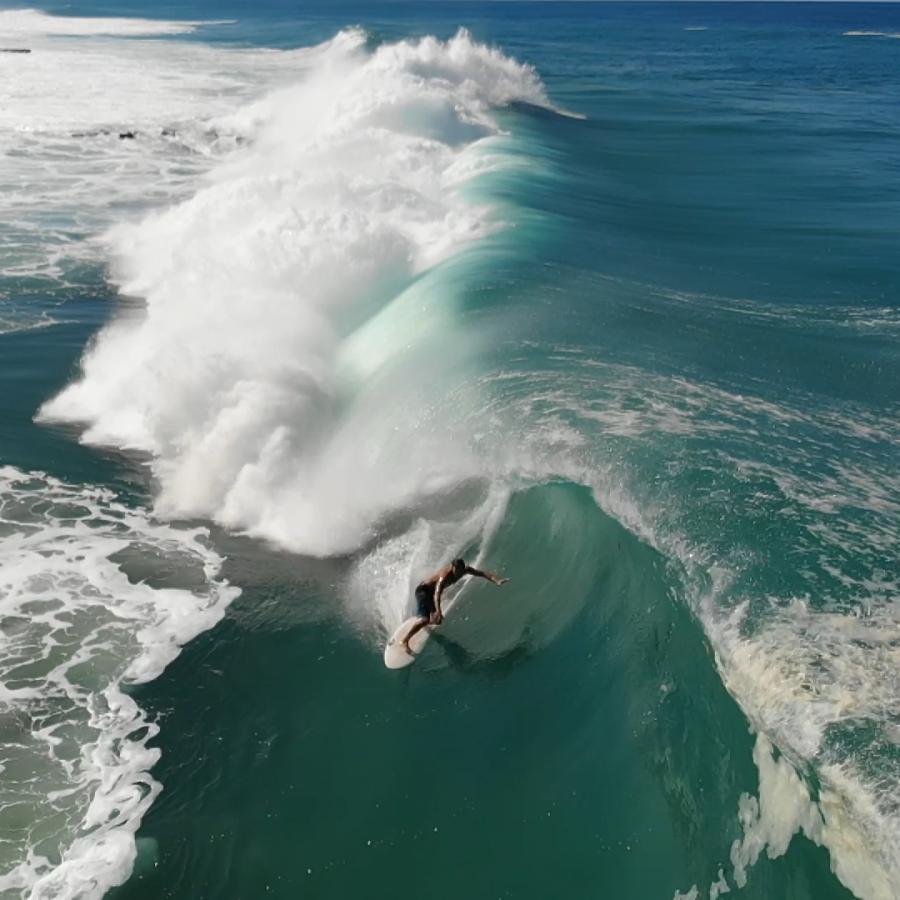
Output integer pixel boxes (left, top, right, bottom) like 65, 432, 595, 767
705, 598, 900, 898
0, 467, 238, 899
705, 733, 895, 900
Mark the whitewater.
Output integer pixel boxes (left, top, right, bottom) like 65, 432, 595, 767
1, 6, 898, 899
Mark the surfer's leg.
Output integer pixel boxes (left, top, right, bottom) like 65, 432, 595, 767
403, 585, 435, 653
401, 617, 429, 654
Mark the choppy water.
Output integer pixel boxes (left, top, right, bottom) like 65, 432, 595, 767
0, 3, 898, 898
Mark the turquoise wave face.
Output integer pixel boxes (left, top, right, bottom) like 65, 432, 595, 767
114, 482, 860, 900
1, 3, 898, 899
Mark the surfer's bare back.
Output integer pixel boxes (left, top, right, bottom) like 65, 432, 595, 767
402, 557, 509, 655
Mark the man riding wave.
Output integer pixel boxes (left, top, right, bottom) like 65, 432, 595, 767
401, 557, 509, 655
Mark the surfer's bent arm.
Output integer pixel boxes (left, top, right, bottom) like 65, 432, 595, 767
433, 577, 447, 615
465, 566, 509, 586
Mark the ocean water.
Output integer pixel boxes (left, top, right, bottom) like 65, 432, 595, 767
0, 2, 898, 898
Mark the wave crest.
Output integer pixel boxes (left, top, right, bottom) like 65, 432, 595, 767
41, 29, 550, 556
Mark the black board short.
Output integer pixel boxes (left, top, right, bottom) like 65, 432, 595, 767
415, 584, 436, 618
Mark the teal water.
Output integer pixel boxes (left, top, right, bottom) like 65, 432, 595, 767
0, 4, 897, 899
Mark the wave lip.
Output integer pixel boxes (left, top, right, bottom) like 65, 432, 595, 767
706, 598, 900, 900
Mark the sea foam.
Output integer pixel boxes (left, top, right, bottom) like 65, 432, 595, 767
0, 467, 238, 899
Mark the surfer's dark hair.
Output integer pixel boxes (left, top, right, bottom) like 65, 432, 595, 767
452, 557, 466, 570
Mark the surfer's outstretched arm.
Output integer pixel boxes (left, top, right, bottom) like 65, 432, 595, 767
465, 566, 509, 586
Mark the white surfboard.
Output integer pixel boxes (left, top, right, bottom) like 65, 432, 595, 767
384, 615, 435, 669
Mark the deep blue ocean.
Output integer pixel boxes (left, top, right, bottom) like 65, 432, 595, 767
0, 3, 898, 898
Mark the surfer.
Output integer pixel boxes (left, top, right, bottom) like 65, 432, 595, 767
401, 558, 509, 655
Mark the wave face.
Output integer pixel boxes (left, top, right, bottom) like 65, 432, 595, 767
15, 7, 900, 900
